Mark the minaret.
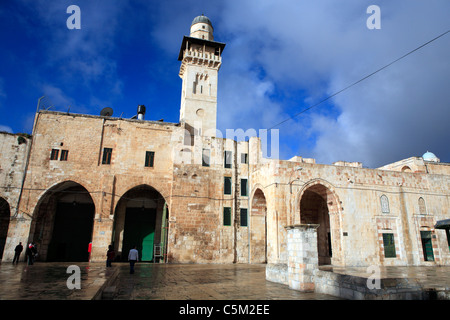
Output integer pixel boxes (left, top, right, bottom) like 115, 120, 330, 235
178, 15, 225, 137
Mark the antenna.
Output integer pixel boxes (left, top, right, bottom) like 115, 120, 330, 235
100, 107, 113, 117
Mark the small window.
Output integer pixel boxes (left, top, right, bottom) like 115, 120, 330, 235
241, 153, 248, 164
102, 148, 113, 165
223, 207, 231, 226
382, 233, 396, 258
240, 208, 248, 227
240, 179, 248, 196
224, 151, 232, 168
145, 151, 155, 167
418, 197, 427, 214
380, 195, 390, 213
224, 177, 232, 195
60, 150, 69, 161
202, 149, 210, 167
50, 149, 59, 160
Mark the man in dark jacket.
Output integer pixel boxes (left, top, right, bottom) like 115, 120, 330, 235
12, 242, 23, 264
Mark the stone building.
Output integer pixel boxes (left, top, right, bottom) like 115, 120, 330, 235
0, 16, 449, 274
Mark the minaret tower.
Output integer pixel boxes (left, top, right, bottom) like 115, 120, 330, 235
178, 15, 225, 137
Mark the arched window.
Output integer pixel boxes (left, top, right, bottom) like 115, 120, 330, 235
380, 195, 390, 213
418, 197, 427, 215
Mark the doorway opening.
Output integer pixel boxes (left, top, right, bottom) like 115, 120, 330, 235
0, 197, 10, 260
113, 185, 168, 262
250, 188, 267, 263
30, 181, 95, 262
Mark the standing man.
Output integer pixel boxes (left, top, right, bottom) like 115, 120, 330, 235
26, 243, 34, 265
12, 242, 23, 264
128, 246, 139, 274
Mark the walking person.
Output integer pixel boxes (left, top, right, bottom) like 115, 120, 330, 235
128, 246, 139, 274
26, 243, 35, 265
106, 245, 115, 267
12, 242, 23, 264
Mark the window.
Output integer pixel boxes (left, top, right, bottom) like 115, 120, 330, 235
240, 179, 248, 196
202, 149, 210, 167
382, 233, 396, 258
223, 207, 231, 226
241, 153, 248, 164
418, 197, 427, 214
224, 177, 232, 195
60, 150, 69, 161
420, 231, 434, 261
50, 149, 59, 160
240, 208, 248, 227
380, 195, 389, 213
102, 148, 113, 165
145, 151, 155, 167
224, 151, 232, 168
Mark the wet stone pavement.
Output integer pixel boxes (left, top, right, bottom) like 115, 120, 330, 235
110, 263, 341, 300
0, 262, 117, 300
0, 262, 339, 300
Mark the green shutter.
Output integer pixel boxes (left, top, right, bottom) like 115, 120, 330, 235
420, 231, 435, 261
240, 179, 248, 196
240, 208, 248, 227
383, 233, 396, 258
223, 207, 231, 226
145, 151, 155, 167
224, 177, 232, 195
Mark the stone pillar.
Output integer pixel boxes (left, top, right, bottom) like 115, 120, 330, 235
286, 224, 319, 292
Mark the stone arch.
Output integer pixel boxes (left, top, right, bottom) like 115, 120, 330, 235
297, 179, 343, 266
30, 180, 96, 262
0, 197, 10, 260
113, 184, 168, 262
401, 165, 412, 172
250, 186, 267, 263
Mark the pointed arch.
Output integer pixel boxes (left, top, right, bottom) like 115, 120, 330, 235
113, 184, 168, 262
297, 179, 344, 266
250, 186, 267, 263
30, 180, 96, 262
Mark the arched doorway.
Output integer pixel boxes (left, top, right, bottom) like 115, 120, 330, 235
0, 197, 10, 260
250, 188, 267, 263
299, 182, 342, 266
113, 185, 168, 262
30, 181, 95, 262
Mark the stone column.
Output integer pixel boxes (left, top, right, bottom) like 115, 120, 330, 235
286, 224, 319, 292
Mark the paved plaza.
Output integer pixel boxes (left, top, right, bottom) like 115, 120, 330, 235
0, 261, 449, 301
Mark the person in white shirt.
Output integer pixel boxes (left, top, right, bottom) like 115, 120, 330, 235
128, 246, 139, 274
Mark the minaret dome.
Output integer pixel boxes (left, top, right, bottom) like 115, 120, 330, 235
190, 14, 214, 41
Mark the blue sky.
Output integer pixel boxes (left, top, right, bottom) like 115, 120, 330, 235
0, 0, 449, 168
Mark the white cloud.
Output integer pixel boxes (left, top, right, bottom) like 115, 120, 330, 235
212, 0, 450, 167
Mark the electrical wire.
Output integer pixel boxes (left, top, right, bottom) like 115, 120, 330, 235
263, 29, 450, 132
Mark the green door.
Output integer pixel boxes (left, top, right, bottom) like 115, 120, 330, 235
123, 208, 156, 262
420, 231, 434, 261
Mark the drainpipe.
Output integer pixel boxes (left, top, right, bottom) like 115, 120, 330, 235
233, 139, 238, 263
98, 118, 105, 166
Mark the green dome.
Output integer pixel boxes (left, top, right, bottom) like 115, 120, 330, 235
191, 14, 213, 27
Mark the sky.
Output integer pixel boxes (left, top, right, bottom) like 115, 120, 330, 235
0, 0, 449, 168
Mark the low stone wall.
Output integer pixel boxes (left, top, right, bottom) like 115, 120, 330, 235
314, 269, 427, 299
265, 263, 288, 285
266, 265, 438, 299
